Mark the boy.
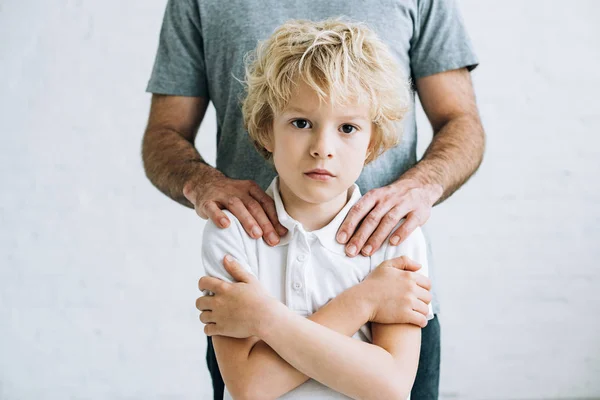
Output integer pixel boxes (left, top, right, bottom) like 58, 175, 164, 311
197, 19, 433, 399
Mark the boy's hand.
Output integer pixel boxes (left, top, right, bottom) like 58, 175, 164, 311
183, 175, 288, 246
336, 178, 443, 257
196, 255, 278, 338
362, 256, 432, 328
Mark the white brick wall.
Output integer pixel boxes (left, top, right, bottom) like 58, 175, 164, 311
0, 1, 598, 399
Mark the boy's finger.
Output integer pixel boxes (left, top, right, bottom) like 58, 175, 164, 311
199, 311, 215, 324
196, 295, 214, 311
223, 255, 251, 283
388, 255, 421, 271
413, 299, 430, 317
204, 323, 219, 337
411, 312, 428, 328
416, 287, 432, 305
198, 276, 227, 293
415, 274, 431, 291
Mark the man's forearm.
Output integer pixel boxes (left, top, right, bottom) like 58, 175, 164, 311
142, 127, 224, 207
402, 114, 485, 205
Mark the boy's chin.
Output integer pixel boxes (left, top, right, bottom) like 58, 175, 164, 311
295, 186, 348, 205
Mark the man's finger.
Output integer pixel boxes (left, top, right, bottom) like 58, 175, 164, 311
361, 205, 405, 256
199, 311, 215, 324
198, 276, 227, 293
249, 185, 288, 237
203, 201, 230, 228
336, 194, 377, 245
227, 197, 262, 239
342, 204, 389, 257
244, 196, 280, 247
390, 212, 421, 246
223, 255, 252, 283
196, 295, 214, 311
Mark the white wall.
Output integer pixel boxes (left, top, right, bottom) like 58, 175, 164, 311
1, 1, 598, 399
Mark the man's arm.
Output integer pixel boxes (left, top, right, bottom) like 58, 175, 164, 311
337, 67, 486, 256
405, 67, 485, 205
141, 94, 287, 243
142, 94, 216, 207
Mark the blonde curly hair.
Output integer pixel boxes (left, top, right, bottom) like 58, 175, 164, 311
241, 18, 411, 164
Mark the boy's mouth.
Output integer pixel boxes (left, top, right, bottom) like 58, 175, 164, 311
304, 168, 335, 181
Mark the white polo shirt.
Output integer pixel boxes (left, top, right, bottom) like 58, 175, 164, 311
202, 177, 433, 400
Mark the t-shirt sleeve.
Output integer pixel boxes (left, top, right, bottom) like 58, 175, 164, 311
146, 0, 210, 98
383, 226, 434, 320
410, 0, 479, 79
201, 211, 255, 292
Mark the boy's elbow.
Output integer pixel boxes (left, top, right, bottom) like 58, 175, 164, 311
367, 372, 412, 400
228, 380, 277, 400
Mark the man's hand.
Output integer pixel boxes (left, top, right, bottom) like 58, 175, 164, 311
183, 175, 288, 246
336, 178, 443, 257
362, 256, 432, 328
196, 255, 278, 338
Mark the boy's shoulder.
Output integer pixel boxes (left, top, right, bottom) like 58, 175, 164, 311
202, 209, 245, 243
371, 221, 428, 269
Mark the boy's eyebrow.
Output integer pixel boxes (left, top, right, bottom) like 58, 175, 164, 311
282, 106, 309, 114
282, 107, 370, 121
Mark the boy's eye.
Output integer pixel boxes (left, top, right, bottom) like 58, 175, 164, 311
291, 119, 311, 129
340, 124, 357, 134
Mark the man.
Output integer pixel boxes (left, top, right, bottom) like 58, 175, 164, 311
142, 1, 485, 398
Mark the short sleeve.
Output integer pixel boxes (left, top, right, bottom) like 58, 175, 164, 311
383, 226, 434, 320
146, 0, 210, 98
201, 211, 255, 290
410, 0, 479, 80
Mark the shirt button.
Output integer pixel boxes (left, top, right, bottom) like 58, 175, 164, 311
293, 282, 302, 291
297, 254, 306, 262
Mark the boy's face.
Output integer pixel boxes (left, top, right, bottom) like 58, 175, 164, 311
268, 80, 372, 205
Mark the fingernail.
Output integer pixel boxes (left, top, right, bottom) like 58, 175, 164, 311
362, 245, 372, 255
346, 245, 357, 256
224, 255, 232, 262
278, 226, 288, 236
267, 232, 279, 245
252, 227, 262, 238
220, 218, 229, 228
338, 232, 347, 243
390, 236, 400, 245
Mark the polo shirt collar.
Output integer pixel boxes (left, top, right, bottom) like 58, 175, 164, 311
266, 177, 362, 255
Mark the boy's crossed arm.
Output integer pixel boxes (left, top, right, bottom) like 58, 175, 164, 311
197, 255, 431, 400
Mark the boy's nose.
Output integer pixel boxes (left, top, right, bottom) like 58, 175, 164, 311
310, 130, 335, 159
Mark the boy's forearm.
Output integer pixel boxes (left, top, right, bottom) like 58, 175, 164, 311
234, 282, 376, 398
142, 127, 224, 207
258, 301, 402, 400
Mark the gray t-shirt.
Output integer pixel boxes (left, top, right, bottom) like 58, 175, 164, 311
147, 0, 478, 314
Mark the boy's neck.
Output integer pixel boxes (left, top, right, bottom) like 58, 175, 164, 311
278, 179, 351, 232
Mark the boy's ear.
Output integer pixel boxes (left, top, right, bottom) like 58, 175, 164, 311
263, 127, 274, 153
264, 136, 273, 153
